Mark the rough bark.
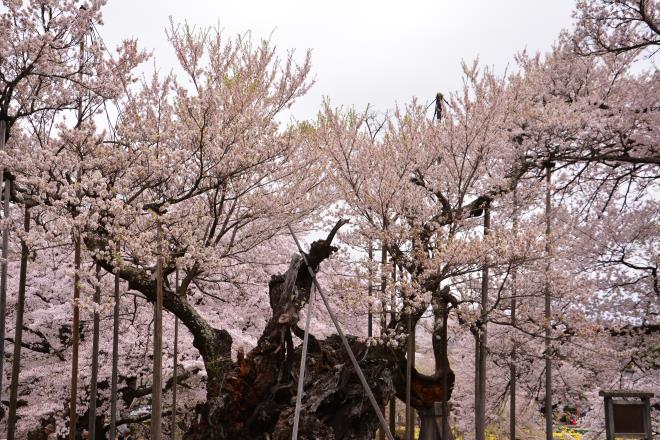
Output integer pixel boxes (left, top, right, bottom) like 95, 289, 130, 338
182, 221, 454, 439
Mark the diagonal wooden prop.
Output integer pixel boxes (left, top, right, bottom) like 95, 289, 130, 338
288, 224, 395, 440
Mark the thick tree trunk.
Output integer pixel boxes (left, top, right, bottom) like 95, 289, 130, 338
85, 221, 453, 439
182, 222, 454, 439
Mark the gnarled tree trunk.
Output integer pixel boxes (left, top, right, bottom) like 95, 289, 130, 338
182, 221, 455, 439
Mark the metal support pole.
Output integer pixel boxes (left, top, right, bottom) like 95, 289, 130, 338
287, 225, 395, 440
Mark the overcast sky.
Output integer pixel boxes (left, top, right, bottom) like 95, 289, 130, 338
98, 0, 577, 121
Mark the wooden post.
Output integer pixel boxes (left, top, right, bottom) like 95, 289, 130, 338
151, 221, 164, 438
510, 188, 518, 440
171, 268, 179, 439
544, 165, 553, 440
475, 204, 490, 440
88, 264, 101, 439
288, 225, 395, 440
0, 119, 9, 403
7, 207, 30, 440
69, 32, 85, 440
69, 228, 81, 440
380, 241, 389, 440
109, 250, 120, 440
368, 241, 373, 338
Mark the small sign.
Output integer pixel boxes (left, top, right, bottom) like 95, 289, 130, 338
599, 390, 653, 440
612, 403, 646, 435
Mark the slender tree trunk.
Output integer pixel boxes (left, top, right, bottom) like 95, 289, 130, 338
151, 222, 164, 438
544, 166, 553, 440
475, 206, 490, 440
88, 264, 101, 439
0, 119, 9, 405
510, 189, 518, 440
110, 258, 120, 440
69, 230, 81, 440
172, 268, 179, 440
7, 207, 30, 440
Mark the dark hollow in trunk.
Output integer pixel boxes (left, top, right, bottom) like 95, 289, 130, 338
183, 222, 455, 439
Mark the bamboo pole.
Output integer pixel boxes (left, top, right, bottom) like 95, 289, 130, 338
7, 207, 30, 440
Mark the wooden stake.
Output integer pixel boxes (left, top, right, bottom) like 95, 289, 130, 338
475, 205, 490, 440
88, 264, 101, 439
151, 221, 164, 438
110, 250, 120, 440
171, 268, 179, 439
7, 207, 30, 440
510, 188, 518, 440
69, 228, 81, 440
544, 165, 553, 440
0, 119, 9, 403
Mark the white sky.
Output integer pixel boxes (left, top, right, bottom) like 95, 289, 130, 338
98, 0, 577, 121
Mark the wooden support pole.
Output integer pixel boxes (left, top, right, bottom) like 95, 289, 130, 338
544, 165, 553, 440
151, 222, 164, 438
0, 119, 9, 403
510, 188, 518, 440
288, 225, 395, 440
7, 207, 30, 440
475, 205, 490, 440
88, 264, 101, 439
69, 228, 81, 440
171, 268, 179, 439
110, 253, 120, 440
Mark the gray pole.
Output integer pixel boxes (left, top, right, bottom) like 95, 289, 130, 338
544, 165, 553, 440
287, 225, 395, 440
109, 257, 120, 440
88, 264, 101, 439
291, 284, 316, 440
7, 207, 30, 440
